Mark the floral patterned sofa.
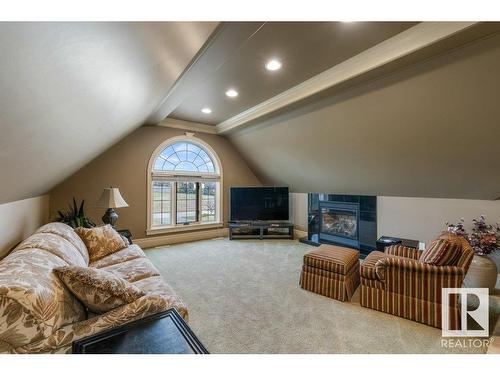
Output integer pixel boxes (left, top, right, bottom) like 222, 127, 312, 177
0, 222, 187, 353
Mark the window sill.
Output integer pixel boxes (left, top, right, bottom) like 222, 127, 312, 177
146, 222, 223, 236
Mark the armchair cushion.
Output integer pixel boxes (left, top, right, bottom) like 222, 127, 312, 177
361, 251, 402, 281
384, 245, 422, 260
419, 232, 462, 266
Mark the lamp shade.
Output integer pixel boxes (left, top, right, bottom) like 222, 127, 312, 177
97, 188, 129, 209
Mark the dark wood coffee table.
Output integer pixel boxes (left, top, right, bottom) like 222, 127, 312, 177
72, 309, 208, 354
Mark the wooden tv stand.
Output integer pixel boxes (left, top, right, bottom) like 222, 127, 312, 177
228, 222, 294, 240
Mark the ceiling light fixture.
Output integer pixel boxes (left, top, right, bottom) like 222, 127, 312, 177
265, 59, 282, 71
225, 89, 239, 98
201, 107, 212, 114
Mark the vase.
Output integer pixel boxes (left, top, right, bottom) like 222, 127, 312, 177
463, 254, 498, 290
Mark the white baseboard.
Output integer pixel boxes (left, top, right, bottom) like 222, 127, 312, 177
136, 227, 305, 249
134, 227, 229, 249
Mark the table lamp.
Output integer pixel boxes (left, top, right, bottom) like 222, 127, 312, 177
97, 187, 129, 227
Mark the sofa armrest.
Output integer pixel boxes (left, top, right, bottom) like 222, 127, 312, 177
375, 257, 465, 303
11, 294, 176, 353
384, 244, 422, 260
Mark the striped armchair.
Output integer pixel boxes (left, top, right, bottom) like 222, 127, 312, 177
360, 236, 474, 329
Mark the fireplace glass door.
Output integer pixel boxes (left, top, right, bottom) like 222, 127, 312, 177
321, 208, 358, 240
318, 201, 360, 248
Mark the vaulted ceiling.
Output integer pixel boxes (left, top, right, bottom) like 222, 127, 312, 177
227, 29, 500, 200
157, 22, 500, 199
1, 22, 499, 204
164, 22, 417, 124
0, 22, 218, 204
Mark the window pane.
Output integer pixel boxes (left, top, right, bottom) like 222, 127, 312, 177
159, 146, 175, 159
173, 142, 187, 153
193, 156, 205, 166
167, 154, 180, 165
152, 181, 172, 226
176, 182, 198, 224
187, 143, 199, 152
153, 158, 164, 171
187, 151, 197, 162
177, 161, 195, 171
201, 182, 217, 223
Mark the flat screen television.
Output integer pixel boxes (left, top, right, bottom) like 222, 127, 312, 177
230, 187, 289, 222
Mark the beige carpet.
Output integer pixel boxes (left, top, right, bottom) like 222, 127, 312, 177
145, 238, 496, 354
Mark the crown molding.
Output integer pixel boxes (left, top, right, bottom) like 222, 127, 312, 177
147, 22, 265, 124
216, 22, 476, 134
158, 117, 218, 134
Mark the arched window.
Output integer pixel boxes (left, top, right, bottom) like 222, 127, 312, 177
152, 142, 216, 173
147, 135, 222, 234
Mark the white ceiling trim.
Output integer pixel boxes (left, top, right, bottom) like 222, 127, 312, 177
216, 22, 476, 134
147, 22, 265, 124
158, 117, 218, 134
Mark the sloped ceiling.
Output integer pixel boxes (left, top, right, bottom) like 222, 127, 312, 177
2, 22, 499, 204
165, 22, 416, 124
226, 31, 500, 199
0, 22, 218, 204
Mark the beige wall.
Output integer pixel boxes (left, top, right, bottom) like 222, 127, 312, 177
377, 196, 500, 246
49, 126, 261, 239
290, 192, 308, 231
0, 195, 50, 259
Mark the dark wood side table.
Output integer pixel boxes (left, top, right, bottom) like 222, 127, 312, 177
376, 236, 420, 251
72, 309, 208, 354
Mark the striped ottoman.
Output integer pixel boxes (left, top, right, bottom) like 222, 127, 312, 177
300, 245, 360, 302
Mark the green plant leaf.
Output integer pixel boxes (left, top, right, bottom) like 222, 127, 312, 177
78, 199, 85, 216
59, 198, 95, 229
72, 197, 78, 215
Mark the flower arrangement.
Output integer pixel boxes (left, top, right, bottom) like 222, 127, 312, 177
446, 215, 500, 255
446, 217, 467, 237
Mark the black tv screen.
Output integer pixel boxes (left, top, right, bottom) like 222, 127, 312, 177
230, 187, 289, 221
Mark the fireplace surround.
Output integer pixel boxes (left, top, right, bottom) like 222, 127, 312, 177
300, 194, 377, 256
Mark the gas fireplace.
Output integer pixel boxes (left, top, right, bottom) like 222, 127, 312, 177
300, 194, 377, 256
319, 201, 359, 248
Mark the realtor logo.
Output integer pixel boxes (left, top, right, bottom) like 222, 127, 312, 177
442, 288, 489, 337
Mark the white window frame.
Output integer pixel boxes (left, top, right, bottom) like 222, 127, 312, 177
146, 135, 223, 235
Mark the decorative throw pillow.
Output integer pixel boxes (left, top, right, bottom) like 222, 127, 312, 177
54, 266, 145, 313
419, 232, 462, 266
75, 225, 128, 263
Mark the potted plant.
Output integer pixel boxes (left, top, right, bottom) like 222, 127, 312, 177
447, 215, 499, 289
57, 198, 96, 229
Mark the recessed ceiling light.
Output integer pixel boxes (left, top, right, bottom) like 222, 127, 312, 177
265, 59, 282, 71
225, 89, 238, 98
201, 107, 212, 114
